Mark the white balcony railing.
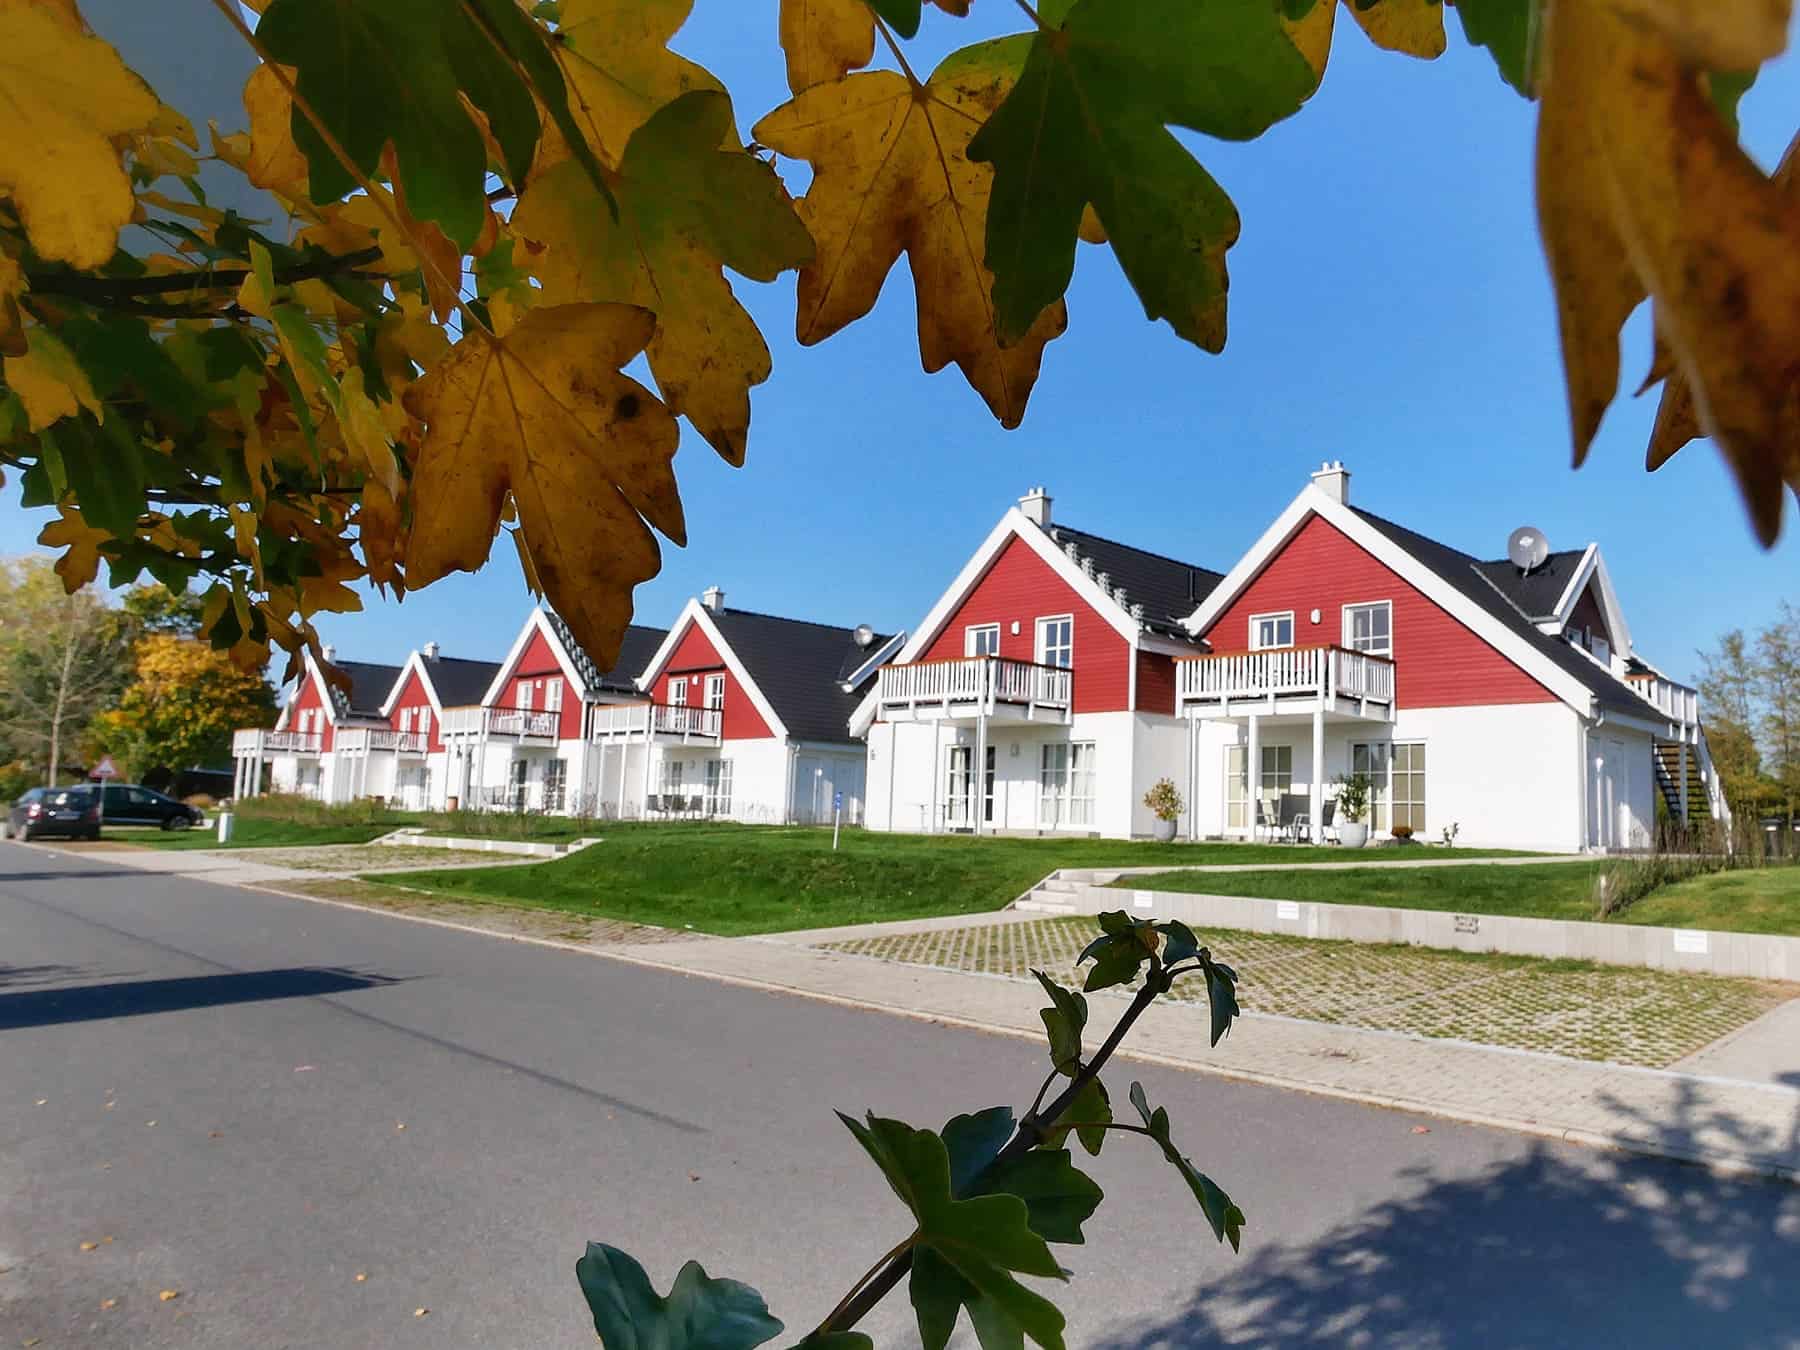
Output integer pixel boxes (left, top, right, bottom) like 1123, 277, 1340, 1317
232, 728, 321, 755
876, 657, 1073, 716
1626, 673, 1700, 729
590, 702, 723, 741
1178, 645, 1396, 710
339, 728, 430, 754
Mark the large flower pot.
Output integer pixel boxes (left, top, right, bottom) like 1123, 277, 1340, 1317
1152, 817, 1178, 843
1338, 822, 1370, 849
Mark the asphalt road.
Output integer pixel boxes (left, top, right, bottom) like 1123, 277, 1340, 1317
3, 842, 1798, 1349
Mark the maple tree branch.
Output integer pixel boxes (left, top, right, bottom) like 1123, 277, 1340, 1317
26, 247, 384, 303
870, 11, 923, 88
1011, 0, 1048, 32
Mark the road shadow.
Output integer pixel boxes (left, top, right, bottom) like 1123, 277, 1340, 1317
0, 966, 403, 1030
0, 962, 90, 990
1092, 1092, 1800, 1349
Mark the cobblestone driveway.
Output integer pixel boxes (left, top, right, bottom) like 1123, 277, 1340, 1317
820, 917, 1796, 1068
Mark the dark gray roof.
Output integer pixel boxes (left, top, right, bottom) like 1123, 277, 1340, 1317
329, 659, 403, 720
544, 611, 667, 695
1043, 523, 1222, 640
1350, 509, 1652, 719
1469, 549, 1588, 622
421, 655, 501, 708
705, 608, 894, 744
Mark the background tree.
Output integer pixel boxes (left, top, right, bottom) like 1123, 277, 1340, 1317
0, 556, 131, 785
1698, 628, 1769, 810
1755, 602, 1800, 820
89, 630, 275, 781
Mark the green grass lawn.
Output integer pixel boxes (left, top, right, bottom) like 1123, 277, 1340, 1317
126, 819, 403, 850
372, 825, 1531, 936
1114, 861, 1800, 936
128, 803, 600, 850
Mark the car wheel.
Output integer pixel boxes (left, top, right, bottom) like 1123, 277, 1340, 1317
170, 813, 193, 830
84, 828, 101, 841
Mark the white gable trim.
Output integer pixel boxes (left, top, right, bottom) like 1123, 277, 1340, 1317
1545, 546, 1632, 657
848, 687, 878, 739
636, 598, 790, 740
1542, 543, 1598, 632
1180, 484, 1600, 715
380, 651, 447, 720
299, 648, 343, 726
884, 508, 1140, 671
841, 630, 907, 692
480, 607, 588, 707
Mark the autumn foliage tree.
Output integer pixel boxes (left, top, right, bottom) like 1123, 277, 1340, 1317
90, 631, 276, 781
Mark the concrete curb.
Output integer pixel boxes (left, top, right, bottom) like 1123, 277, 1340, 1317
226, 877, 1800, 1188
371, 828, 602, 859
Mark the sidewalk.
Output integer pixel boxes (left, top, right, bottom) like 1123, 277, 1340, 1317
33, 842, 1800, 1182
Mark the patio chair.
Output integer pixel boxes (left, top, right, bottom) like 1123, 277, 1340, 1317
1253, 797, 1273, 842
685, 794, 705, 819
1320, 798, 1338, 844
645, 793, 663, 818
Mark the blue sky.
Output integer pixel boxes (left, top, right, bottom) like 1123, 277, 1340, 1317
7, 2, 1798, 686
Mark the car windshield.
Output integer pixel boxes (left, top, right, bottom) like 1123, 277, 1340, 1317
50, 787, 95, 806
14, 788, 44, 806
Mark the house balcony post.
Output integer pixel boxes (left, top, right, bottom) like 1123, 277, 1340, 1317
1246, 713, 1261, 839
974, 710, 988, 837
1310, 707, 1325, 845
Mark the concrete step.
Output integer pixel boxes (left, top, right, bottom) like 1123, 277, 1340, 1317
1012, 898, 1078, 915
1035, 878, 1081, 895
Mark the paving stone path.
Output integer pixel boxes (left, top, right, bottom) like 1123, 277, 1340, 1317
820, 916, 1796, 1069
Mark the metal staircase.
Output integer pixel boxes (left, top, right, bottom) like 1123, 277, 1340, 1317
1652, 741, 1711, 827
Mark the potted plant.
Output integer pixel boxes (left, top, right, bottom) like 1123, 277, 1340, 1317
1333, 773, 1371, 848
1143, 778, 1183, 842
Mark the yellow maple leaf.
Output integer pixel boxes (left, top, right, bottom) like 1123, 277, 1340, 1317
514, 91, 813, 463
358, 477, 407, 593
4, 326, 101, 429
1283, 0, 1446, 83
243, 61, 308, 193
0, 0, 161, 266
0, 250, 26, 357
778, 0, 971, 94
403, 303, 681, 668
1537, 0, 1800, 542
36, 507, 110, 592
754, 47, 1068, 430
551, 0, 724, 170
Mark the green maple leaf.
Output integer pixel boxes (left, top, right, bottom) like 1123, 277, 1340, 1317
1127, 1082, 1246, 1252
1032, 971, 1086, 1076
257, 0, 605, 247
839, 1112, 1067, 1350
966, 0, 1316, 349
575, 1242, 784, 1350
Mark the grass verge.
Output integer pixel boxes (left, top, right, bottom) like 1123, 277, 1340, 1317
1112, 861, 1800, 936
376, 825, 1532, 936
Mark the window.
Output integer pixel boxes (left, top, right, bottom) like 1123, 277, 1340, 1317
1352, 742, 1426, 833
544, 758, 567, 811
416, 708, 431, 739
704, 674, 725, 711
1039, 741, 1096, 827
659, 758, 686, 795
544, 677, 563, 712
965, 624, 1001, 658
1590, 635, 1612, 667
1226, 745, 1292, 829
668, 678, 688, 706
1343, 601, 1392, 657
946, 746, 996, 828
515, 682, 533, 711
1249, 611, 1295, 650
704, 758, 733, 815
1036, 615, 1074, 669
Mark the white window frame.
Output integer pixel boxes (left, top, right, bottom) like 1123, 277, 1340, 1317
1226, 744, 1293, 831
544, 677, 563, 712
1342, 600, 1394, 658
668, 677, 688, 707
1038, 741, 1096, 828
1249, 610, 1295, 651
703, 673, 726, 711
515, 681, 533, 711
416, 707, 430, 739
964, 624, 1001, 658
659, 757, 686, 795
1036, 614, 1074, 670
704, 758, 733, 815
1351, 741, 1426, 834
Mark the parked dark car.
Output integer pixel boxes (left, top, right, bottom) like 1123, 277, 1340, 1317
4, 786, 101, 840
98, 783, 205, 829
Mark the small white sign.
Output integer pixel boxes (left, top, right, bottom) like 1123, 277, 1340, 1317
1276, 901, 1300, 921
1673, 929, 1709, 955
1133, 890, 1154, 912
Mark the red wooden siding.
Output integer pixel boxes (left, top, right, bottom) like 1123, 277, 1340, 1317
1201, 515, 1556, 708
919, 535, 1130, 714
1136, 651, 1178, 717
389, 668, 443, 753
1567, 581, 1613, 651
650, 622, 774, 741
500, 627, 582, 740
287, 669, 334, 750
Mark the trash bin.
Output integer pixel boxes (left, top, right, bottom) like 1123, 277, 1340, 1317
216, 810, 235, 844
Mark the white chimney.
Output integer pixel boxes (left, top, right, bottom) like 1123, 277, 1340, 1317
1019, 486, 1052, 527
701, 585, 725, 615
321, 644, 336, 663
1310, 460, 1351, 505
423, 640, 440, 660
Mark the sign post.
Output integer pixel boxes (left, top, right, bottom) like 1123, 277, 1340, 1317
832, 789, 843, 851
91, 754, 117, 831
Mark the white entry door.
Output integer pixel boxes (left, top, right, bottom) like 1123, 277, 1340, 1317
1589, 737, 1625, 851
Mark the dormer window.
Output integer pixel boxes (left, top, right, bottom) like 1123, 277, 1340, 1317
1343, 601, 1392, 657
1249, 611, 1294, 650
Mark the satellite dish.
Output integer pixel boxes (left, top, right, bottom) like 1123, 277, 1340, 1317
1507, 525, 1550, 574
853, 623, 875, 648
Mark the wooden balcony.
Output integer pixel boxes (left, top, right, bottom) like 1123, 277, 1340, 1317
875, 656, 1072, 724
440, 707, 561, 742
590, 702, 723, 745
232, 728, 321, 756
1625, 672, 1700, 735
339, 728, 429, 754
1178, 645, 1396, 721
